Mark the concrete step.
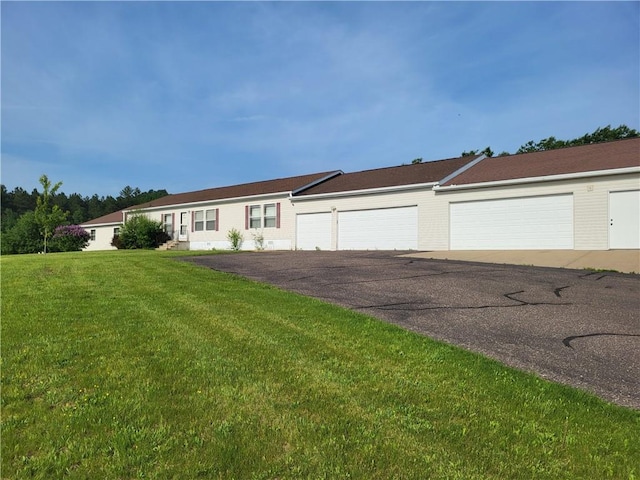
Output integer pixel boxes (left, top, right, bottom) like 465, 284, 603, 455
156, 240, 180, 251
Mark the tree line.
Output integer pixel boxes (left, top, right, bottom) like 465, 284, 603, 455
1, 180, 168, 255
1, 184, 168, 234
407, 125, 637, 165
459, 124, 638, 158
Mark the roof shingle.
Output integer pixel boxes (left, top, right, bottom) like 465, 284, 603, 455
127, 170, 341, 210
81, 210, 124, 226
442, 138, 640, 187
295, 156, 479, 196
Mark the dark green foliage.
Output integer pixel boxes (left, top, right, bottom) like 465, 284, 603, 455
1, 184, 168, 232
517, 124, 638, 154
461, 147, 494, 157
111, 234, 124, 249
460, 124, 637, 159
1, 180, 169, 254
117, 214, 169, 249
1, 211, 44, 254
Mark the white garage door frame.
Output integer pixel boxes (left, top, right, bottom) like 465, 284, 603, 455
609, 190, 640, 249
450, 193, 574, 250
296, 212, 332, 250
337, 205, 418, 250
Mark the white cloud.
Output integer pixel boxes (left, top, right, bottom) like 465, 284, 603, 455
1, 1, 638, 196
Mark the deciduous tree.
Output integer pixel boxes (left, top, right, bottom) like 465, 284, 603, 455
34, 175, 68, 253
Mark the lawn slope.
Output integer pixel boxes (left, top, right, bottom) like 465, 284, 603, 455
2, 251, 638, 479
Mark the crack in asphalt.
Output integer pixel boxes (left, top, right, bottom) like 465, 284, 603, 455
354, 290, 572, 311
562, 332, 640, 349
579, 271, 613, 281
553, 285, 570, 297
317, 271, 452, 285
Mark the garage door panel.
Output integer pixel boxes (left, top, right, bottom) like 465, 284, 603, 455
296, 212, 332, 250
450, 194, 574, 250
338, 206, 417, 250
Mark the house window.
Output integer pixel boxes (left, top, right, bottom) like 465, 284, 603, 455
113, 227, 120, 236
246, 203, 280, 229
90, 229, 96, 241
163, 214, 173, 237
249, 205, 262, 229
206, 209, 217, 230
264, 204, 276, 228
194, 210, 204, 231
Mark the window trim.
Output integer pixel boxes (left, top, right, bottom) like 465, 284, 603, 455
249, 205, 262, 229
205, 208, 218, 231
245, 202, 281, 230
194, 210, 204, 231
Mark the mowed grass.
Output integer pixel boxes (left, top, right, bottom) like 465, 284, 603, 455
1, 251, 638, 479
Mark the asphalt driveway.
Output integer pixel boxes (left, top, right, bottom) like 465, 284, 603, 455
185, 251, 640, 409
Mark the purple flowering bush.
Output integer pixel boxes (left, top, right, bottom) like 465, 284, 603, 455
50, 224, 91, 252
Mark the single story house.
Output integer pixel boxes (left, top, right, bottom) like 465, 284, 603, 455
82, 138, 639, 252
83, 170, 342, 251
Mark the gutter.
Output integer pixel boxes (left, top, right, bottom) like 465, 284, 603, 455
123, 191, 293, 214
290, 181, 438, 202
82, 221, 123, 227
433, 166, 640, 192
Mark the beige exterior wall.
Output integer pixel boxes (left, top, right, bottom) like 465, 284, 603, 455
432, 172, 640, 251
84, 224, 119, 251
131, 193, 295, 250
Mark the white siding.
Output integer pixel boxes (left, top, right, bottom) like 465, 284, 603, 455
83, 224, 119, 251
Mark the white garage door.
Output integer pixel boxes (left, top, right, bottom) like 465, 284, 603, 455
296, 212, 332, 250
338, 206, 418, 250
610, 190, 640, 249
450, 194, 574, 250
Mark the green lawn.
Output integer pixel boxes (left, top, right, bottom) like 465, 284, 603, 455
1, 250, 638, 479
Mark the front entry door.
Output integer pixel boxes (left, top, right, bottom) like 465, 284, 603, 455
179, 212, 189, 241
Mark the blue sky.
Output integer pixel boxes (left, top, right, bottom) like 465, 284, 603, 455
2, 1, 639, 197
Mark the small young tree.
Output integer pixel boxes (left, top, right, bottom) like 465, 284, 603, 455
34, 174, 68, 253
49, 225, 91, 252
117, 214, 169, 249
